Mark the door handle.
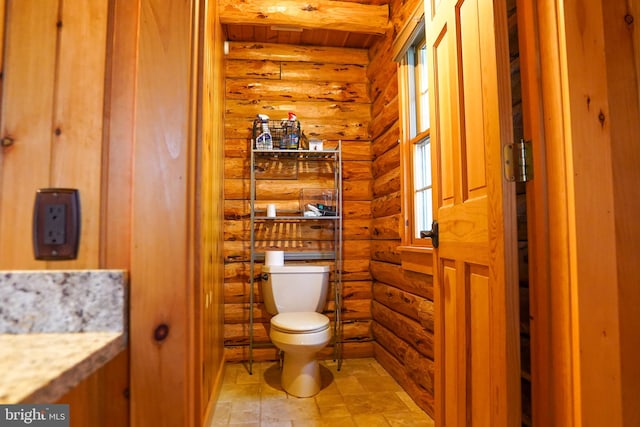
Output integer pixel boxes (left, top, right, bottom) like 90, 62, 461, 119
419, 220, 439, 248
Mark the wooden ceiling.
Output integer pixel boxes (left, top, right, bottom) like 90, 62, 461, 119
219, 0, 391, 49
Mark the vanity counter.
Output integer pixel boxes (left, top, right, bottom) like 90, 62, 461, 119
0, 270, 128, 404
0, 332, 126, 403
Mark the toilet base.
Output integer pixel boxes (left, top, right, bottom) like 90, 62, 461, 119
269, 314, 331, 398
280, 352, 322, 398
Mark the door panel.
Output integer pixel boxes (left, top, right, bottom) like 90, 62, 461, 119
459, 0, 487, 198
469, 266, 490, 427
442, 261, 464, 426
432, 27, 455, 205
427, 0, 520, 425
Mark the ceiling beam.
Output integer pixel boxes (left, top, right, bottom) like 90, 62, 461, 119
218, 0, 389, 35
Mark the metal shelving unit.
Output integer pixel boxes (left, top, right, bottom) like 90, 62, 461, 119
248, 138, 343, 375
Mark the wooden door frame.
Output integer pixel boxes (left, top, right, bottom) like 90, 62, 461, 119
516, 1, 574, 425
517, 0, 640, 425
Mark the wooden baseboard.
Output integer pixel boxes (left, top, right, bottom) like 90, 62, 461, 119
202, 356, 226, 426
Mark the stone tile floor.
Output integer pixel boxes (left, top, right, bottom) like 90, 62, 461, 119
209, 357, 435, 426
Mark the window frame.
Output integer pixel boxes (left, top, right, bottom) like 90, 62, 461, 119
397, 17, 433, 248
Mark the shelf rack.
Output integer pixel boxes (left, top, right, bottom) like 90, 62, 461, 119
248, 142, 343, 375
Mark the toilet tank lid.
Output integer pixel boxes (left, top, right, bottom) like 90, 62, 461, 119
271, 312, 330, 333
263, 265, 330, 273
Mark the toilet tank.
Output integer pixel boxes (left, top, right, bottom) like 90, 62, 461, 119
262, 265, 330, 315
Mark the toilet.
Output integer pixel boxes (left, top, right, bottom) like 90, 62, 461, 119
262, 264, 331, 397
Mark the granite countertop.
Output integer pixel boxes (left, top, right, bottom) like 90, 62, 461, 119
0, 270, 128, 404
0, 333, 126, 403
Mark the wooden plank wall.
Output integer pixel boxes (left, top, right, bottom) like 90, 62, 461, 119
367, 0, 435, 416
128, 0, 208, 424
0, 0, 107, 269
223, 41, 374, 363
200, 0, 228, 423
0, 2, 128, 426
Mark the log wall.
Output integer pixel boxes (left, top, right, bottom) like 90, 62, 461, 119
223, 42, 374, 362
368, 0, 435, 416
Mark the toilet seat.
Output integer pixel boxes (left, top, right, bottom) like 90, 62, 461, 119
271, 312, 329, 334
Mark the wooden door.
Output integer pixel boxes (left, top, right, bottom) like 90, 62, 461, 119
426, 0, 520, 425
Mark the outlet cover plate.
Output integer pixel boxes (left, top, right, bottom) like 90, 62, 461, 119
33, 188, 80, 260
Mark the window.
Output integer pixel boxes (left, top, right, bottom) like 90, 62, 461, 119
399, 24, 433, 245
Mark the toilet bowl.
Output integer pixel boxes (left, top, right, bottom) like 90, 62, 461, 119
269, 312, 331, 397
262, 265, 331, 397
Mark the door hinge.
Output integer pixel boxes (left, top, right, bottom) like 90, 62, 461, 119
503, 139, 533, 183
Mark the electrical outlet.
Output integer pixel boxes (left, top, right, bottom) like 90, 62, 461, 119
33, 189, 80, 260
44, 204, 66, 244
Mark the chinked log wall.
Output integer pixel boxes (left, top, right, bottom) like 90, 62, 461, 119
223, 41, 374, 363
367, 0, 435, 416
